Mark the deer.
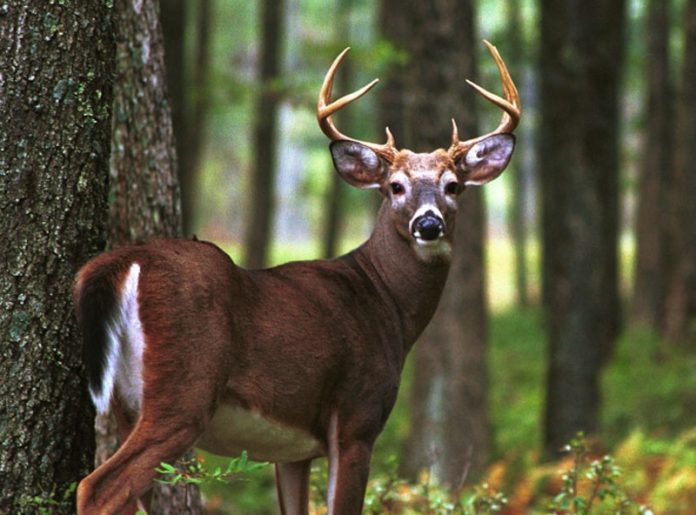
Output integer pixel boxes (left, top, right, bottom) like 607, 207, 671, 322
74, 41, 520, 515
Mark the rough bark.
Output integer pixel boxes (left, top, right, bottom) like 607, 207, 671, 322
0, 2, 114, 512
97, 0, 202, 511
664, 0, 696, 345
540, 0, 626, 456
398, 0, 489, 485
631, 0, 674, 330
244, 0, 285, 268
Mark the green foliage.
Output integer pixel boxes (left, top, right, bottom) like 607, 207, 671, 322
18, 482, 77, 515
156, 451, 268, 488
546, 433, 651, 514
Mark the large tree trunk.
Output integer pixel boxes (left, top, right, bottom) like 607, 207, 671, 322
540, 0, 626, 456
398, 0, 490, 485
631, 0, 674, 330
244, 0, 285, 268
99, 0, 203, 512
664, 0, 696, 345
0, 2, 114, 512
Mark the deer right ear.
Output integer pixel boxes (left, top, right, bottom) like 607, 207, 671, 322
330, 141, 387, 189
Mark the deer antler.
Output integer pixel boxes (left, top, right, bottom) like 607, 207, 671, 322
317, 47, 398, 163
449, 40, 521, 161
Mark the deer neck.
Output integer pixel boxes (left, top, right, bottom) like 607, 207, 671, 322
354, 201, 452, 350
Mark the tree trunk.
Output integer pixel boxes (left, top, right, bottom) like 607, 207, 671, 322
160, 0, 211, 237
664, 0, 696, 345
504, 0, 530, 308
398, 0, 489, 485
631, 0, 674, 330
322, 1, 354, 259
540, 0, 626, 456
244, 0, 285, 268
99, 0, 203, 511
376, 0, 409, 217
0, 2, 114, 512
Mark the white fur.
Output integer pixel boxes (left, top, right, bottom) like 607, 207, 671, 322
89, 263, 145, 415
327, 412, 340, 513
413, 239, 452, 261
196, 404, 323, 463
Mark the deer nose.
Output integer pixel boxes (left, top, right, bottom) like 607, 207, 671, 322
412, 211, 444, 241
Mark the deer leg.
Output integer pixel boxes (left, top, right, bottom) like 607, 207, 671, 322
76, 419, 202, 515
326, 415, 373, 515
275, 459, 312, 515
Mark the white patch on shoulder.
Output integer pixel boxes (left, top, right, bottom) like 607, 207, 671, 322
197, 404, 324, 463
89, 263, 145, 415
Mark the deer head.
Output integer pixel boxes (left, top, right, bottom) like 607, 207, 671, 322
317, 41, 520, 261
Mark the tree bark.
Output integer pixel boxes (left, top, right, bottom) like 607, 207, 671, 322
244, 0, 285, 268
540, 0, 626, 456
0, 2, 114, 512
631, 0, 674, 330
398, 0, 489, 485
99, 0, 202, 511
664, 0, 696, 345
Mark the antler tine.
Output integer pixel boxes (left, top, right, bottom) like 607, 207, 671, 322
317, 47, 397, 162
450, 40, 521, 160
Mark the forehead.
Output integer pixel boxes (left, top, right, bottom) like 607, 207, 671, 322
391, 149, 454, 178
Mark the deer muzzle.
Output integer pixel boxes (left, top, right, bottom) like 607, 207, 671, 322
411, 210, 445, 242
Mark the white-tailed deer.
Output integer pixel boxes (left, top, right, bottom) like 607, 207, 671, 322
75, 41, 519, 514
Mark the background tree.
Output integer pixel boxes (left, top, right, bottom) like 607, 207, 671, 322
244, 0, 286, 268
0, 2, 114, 511
161, 0, 212, 237
664, 0, 696, 345
321, 0, 355, 259
540, 0, 626, 456
398, 0, 490, 484
632, 0, 674, 330
98, 0, 203, 511
503, 0, 531, 308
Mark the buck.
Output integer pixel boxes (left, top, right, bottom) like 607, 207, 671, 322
75, 41, 520, 514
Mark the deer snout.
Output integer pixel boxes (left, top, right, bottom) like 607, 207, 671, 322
411, 210, 445, 242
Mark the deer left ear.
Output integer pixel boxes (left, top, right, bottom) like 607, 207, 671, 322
456, 133, 515, 186
330, 140, 387, 189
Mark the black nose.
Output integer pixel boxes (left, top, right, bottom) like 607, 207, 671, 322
413, 214, 444, 241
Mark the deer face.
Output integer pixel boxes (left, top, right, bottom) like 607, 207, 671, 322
330, 134, 515, 260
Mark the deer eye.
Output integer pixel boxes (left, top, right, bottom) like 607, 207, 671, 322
390, 182, 405, 195
445, 181, 459, 195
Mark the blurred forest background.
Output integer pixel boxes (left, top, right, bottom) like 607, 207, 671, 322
1, 0, 696, 512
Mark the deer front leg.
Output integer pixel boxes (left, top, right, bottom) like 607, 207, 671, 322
326, 415, 373, 515
275, 459, 312, 515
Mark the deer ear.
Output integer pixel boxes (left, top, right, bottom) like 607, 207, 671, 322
330, 140, 387, 189
457, 133, 515, 186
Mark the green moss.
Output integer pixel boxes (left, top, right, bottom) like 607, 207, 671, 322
9, 310, 30, 343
